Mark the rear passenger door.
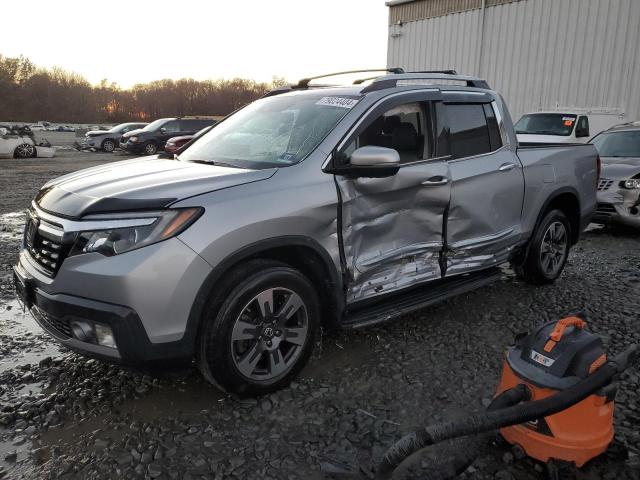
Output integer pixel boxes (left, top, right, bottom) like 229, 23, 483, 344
439, 95, 525, 276
335, 91, 452, 303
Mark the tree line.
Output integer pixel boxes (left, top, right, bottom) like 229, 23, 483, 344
0, 54, 287, 124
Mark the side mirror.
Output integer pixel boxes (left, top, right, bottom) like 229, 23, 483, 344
159, 127, 166, 133
575, 127, 590, 138
330, 146, 400, 178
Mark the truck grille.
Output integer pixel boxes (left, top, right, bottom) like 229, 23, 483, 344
24, 213, 71, 277
596, 203, 616, 216
597, 178, 614, 191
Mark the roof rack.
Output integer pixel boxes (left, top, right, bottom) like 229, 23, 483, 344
261, 69, 490, 98
361, 71, 490, 92
295, 68, 405, 89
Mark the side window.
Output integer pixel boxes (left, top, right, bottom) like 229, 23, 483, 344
344, 102, 430, 163
483, 104, 502, 151
445, 104, 492, 159
576, 116, 590, 137
161, 120, 180, 133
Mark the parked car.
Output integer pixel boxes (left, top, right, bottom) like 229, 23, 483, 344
28, 124, 47, 132
120, 117, 217, 155
591, 122, 640, 228
0, 125, 56, 158
80, 122, 148, 152
515, 111, 625, 144
165, 125, 215, 154
13, 70, 598, 395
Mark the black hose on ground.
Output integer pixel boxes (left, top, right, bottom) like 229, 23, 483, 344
376, 346, 639, 479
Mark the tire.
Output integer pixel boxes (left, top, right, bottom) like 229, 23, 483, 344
102, 139, 116, 152
515, 209, 571, 285
14, 143, 35, 158
143, 142, 157, 155
197, 259, 319, 396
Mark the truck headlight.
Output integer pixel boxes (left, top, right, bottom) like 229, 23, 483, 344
69, 208, 202, 257
623, 178, 640, 189
129, 136, 139, 143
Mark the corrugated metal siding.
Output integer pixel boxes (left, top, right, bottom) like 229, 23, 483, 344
389, 0, 518, 23
387, 0, 640, 120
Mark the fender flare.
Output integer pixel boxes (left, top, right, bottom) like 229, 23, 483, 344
183, 235, 345, 349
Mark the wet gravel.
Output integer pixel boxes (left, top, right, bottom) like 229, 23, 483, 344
0, 155, 639, 480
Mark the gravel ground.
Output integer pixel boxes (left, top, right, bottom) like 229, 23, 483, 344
0, 153, 639, 480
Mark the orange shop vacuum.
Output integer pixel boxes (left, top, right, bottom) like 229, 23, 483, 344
375, 315, 639, 479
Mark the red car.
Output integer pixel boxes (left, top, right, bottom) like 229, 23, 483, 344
164, 124, 216, 154
164, 134, 194, 154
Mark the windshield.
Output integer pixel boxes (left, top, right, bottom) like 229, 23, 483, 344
142, 119, 171, 132
178, 93, 359, 169
109, 123, 132, 133
591, 130, 640, 157
515, 113, 577, 136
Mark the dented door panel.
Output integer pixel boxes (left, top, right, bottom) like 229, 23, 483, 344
446, 148, 525, 275
338, 160, 451, 302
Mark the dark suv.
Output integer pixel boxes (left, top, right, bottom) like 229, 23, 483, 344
120, 117, 217, 155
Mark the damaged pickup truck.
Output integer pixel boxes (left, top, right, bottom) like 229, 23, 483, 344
14, 70, 599, 395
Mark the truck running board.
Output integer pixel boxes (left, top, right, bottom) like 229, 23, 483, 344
342, 268, 502, 329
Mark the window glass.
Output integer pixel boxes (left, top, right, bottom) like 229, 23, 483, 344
160, 120, 180, 133
445, 104, 491, 158
483, 104, 502, 151
344, 102, 428, 163
179, 93, 355, 169
591, 131, 640, 157
514, 113, 577, 136
576, 116, 590, 137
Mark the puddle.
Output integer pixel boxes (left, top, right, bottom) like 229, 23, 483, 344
0, 211, 25, 242
0, 299, 62, 374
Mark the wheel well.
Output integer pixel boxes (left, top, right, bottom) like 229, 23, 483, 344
544, 192, 581, 244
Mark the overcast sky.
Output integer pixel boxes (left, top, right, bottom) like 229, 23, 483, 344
0, 0, 389, 88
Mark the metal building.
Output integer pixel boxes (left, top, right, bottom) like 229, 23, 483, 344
386, 0, 640, 121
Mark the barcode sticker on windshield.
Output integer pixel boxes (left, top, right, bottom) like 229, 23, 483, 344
316, 97, 358, 109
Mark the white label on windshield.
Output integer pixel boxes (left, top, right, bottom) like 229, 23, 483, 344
316, 97, 358, 109
562, 116, 575, 121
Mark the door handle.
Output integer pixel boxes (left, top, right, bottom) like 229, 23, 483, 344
421, 176, 449, 186
498, 163, 517, 172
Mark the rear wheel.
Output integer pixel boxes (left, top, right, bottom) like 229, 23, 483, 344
197, 259, 319, 396
143, 142, 157, 155
14, 143, 35, 158
102, 139, 115, 152
515, 209, 571, 285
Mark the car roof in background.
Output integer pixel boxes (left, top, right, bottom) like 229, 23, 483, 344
603, 121, 640, 133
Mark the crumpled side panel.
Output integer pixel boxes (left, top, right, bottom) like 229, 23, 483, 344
446, 228, 517, 275
337, 163, 450, 303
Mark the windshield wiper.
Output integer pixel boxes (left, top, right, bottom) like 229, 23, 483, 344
185, 159, 245, 169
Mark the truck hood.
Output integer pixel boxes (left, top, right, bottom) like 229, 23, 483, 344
516, 133, 578, 144
600, 159, 640, 180
36, 156, 277, 218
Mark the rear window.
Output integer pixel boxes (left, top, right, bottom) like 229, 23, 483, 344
591, 130, 640, 157
515, 113, 577, 136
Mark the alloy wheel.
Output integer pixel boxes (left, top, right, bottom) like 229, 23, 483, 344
145, 143, 157, 155
15, 144, 35, 158
539, 221, 568, 276
103, 140, 115, 152
231, 287, 309, 381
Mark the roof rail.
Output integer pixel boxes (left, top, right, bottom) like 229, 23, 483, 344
295, 68, 405, 89
361, 72, 490, 93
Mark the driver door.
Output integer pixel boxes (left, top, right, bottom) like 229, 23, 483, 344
334, 91, 452, 303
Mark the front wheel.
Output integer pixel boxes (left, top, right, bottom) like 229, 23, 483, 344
143, 142, 157, 155
102, 139, 115, 152
197, 259, 319, 396
515, 209, 571, 285
14, 143, 35, 158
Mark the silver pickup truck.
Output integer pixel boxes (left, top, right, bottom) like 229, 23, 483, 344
13, 70, 599, 395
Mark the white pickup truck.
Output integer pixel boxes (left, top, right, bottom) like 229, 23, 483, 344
516, 111, 626, 145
